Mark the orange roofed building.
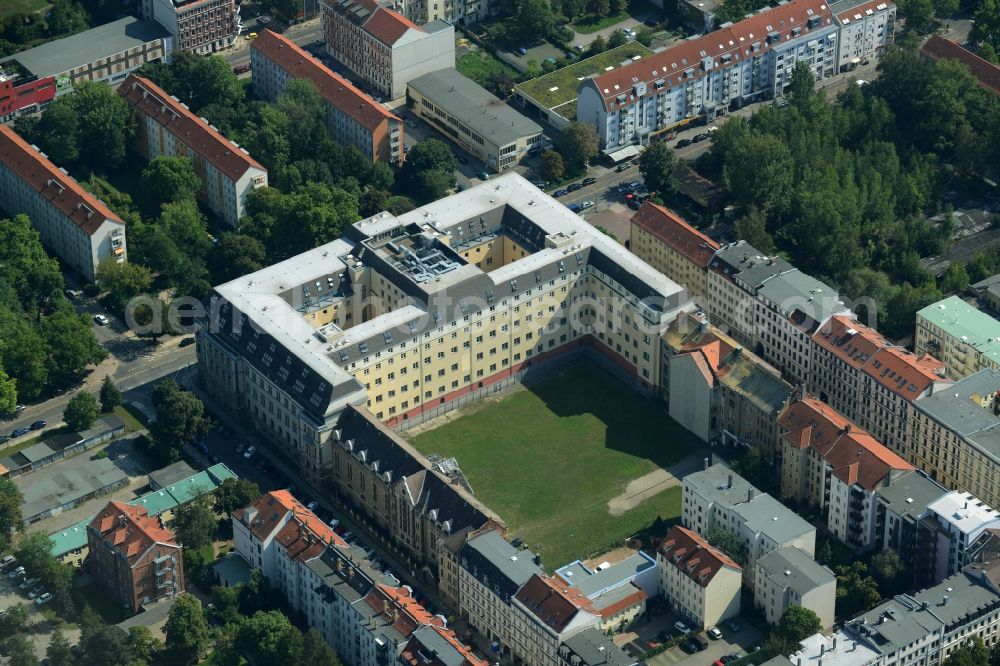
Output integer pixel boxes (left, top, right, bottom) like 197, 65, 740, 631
779, 397, 913, 550
656, 525, 741, 630
630, 202, 720, 302
87, 501, 184, 614
510, 574, 601, 666
250, 30, 404, 165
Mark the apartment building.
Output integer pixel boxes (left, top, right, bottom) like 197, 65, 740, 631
778, 398, 913, 550
0, 65, 54, 122
834, 0, 896, 71
0, 125, 126, 279
916, 295, 1000, 379
629, 202, 720, 303
399, 625, 488, 666
660, 312, 793, 452
657, 525, 742, 630
395, 0, 500, 26
554, 553, 656, 631
809, 315, 949, 463
577, 0, 895, 151
909, 369, 1000, 506
874, 470, 949, 587
793, 567, 1000, 666
510, 574, 602, 666
140, 0, 239, 54
754, 547, 836, 629
557, 628, 638, 666
705, 241, 848, 385
924, 492, 1000, 584
321, 0, 454, 100
250, 30, 405, 165
921, 34, 1000, 95
86, 501, 184, 615
119, 75, 268, 227
682, 463, 816, 586
408, 68, 543, 173
458, 530, 542, 659
198, 173, 692, 484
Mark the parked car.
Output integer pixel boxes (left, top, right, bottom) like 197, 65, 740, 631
679, 640, 699, 654
19, 576, 38, 590
724, 619, 742, 632
531, 180, 549, 189
457, 155, 469, 165
615, 161, 632, 172
579, 200, 594, 210
93, 314, 110, 325
567, 182, 583, 192
35, 592, 52, 605
692, 133, 710, 143
582, 177, 597, 186
567, 203, 582, 213
517, 47, 527, 55
179, 337, 196, 347
674, 620, 691, 634
627, 180, 642, 190
676, 138, 692, 148
721, 655, 741, 663
243, 445, 256, 459
30, 420, 46, 430
553, 189, 568, 197
28, 586, 44, 600
0, 555, 15, 570
478, 171, 490, 180
692, 635, 709, 651
10, 428, 28, 438
707, 627, 723, 640
644, 18, 658, 26
233, 63, 251, 75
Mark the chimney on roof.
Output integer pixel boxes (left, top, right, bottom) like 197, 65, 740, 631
747, 488, 754, 502
844, 424, 852, 434
704, 458, 709, 471
533, 553, 542, 566
832, 636, 837, 650
727, 474, 733, 489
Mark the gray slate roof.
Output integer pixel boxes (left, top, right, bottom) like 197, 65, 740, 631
408, 68, 542, 148
560, 627, 636, 666
875, 470, 948, 520
573, 552, 655, 598
755, 547, 834, 595
148, 460, 197, 490
913, 369, 1000, 464
16, 457, 128, 522
460, 530, 542, 600
2, 17, 169, 77
735, 494, 815, 544
409, 625, 467, 666
683, 462, 760, 507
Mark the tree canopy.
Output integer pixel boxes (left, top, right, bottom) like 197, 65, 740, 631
140, 156, 201, 210
150, 380, 211, 463
560, 122, 598, 174
64, 391, 100, 431
0, 478, 23, 549
214, 478, 262, 515
164, 594, 211, 665
170, 495, 217, 549
638, 142, 679, 198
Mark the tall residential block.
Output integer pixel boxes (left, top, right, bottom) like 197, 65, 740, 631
119, 74, 268, 227
915, 295, 1000, 379
86, 501, 184, 614
140, 0, 240, 54
320, 0, 454, 100
0, 125, 126, 279
250, 29, 405, 165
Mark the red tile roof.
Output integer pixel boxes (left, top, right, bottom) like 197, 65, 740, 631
587, 0, 835, 111
251, 30, 400, 132
835, 0, 888, 21
779, 398, 912, 490
364, 6, 420, 45
632, 202, 721, 269
658, 525, 741, 587
921, 35, 1000, 95
89, 501, 178, 565
0, 125, 123, 236
235, 490, 345, 548
589, 582, 647, 618
119, 75, 266, 181
514, 574, 595, 634
364, 583, 441, 636
399, 625, 488, 666
812, 316, 948, 401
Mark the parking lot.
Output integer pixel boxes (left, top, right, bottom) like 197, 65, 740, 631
616, 610, 764, 666
0, 561, 81, 660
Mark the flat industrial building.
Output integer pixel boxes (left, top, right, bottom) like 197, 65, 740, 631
17, 457, 128, 524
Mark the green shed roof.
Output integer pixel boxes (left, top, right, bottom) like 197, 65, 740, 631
918, 295, 1000, 362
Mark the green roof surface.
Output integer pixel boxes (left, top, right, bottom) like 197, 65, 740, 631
130, 489, 179, 516
918, 295, 1000, 362
49, 520, 90, 557
165, 471, 217, 505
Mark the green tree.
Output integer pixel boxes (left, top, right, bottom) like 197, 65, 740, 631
540, 150, 565, 182
940, 261, 970, 294
788, 61, 816, 106
515, 0, 555, 42
40, 297, 107, 386
170, 495, 217, 549
587, 34, 608, 56
933, 0, 958, 19
608, 28, 627, 47
775, 606, 821, 642
67, 82, 137, 170
0, 214, 64, 310
140, 156, 201, 210
5, 633, 38, 666
560, 122, 598, 173
734, 207, 776, 254
398, 140, 458, 204
47, 625, 75, 666
638, 141, 678, 197
302, 627, 342, 666
1, 604, 28, 631
127, 626, 163, 664
80, 625, 129, 666
235, 610, 303, 664
96, 260, 153, 313
703, 525, 747, 564
980, 43, 999, 63
148, 52, 245, 114
589, 0, 611, 16
835, 562, 881, 617
971, 0, 1000, 53
943, 637, 989, 666
46, 0, 89, 36
722, 131, 794, 214
0, 478, 22, 549
213, 478, 262, 515
239, 568, 273, 616
0, 362, 16, 417
33, 101, 80, 164
209, 233, 267, 284
899, 0, 934, 31
100, 376, 122, 413
64, 391, 99, 431
0, 312, 50, 400
635, 25, 654, 46
150, 380, 211, 462
164, 595, 211, 665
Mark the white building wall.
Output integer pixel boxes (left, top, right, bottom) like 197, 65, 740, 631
390, 26, 455, 100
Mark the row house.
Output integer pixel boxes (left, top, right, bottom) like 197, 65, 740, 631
629, 202, 720, 303
0, 124, 126, 279
661, 311, 793, 455
140, 0, 240, 54
754, 547, 836, 629
395, 0, 500, 27
320, 0, 454, 100
916, 295, 1000, 379
250, 30, 405, 165
119, 75, 268, 227
576, 0, 894, 153
657, 525, 741, 630
399, 625, 488, 666
778, 397, 913, 550
87, 501, 184, 615
874, 470, 949, 588
682, 462, 816, 587
834, 0, 896, 71
510, 574, 601, 666
809, 314, 949, 463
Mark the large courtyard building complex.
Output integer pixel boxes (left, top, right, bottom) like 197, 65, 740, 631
250, 30, 405, 165
915, 295, 1000, 379
577, 0, 895, 152
0, 124, 126, 279
198, 173, 692, 483
408, 68, 543, 173
320, 0, 454, 100
119, 74, 269, 227
139, 0, 240, 54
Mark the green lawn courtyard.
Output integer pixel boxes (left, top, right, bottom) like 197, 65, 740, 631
408, 360, 700, 569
